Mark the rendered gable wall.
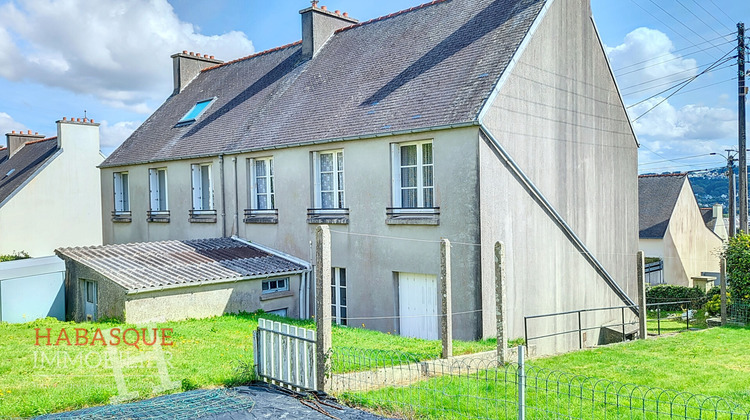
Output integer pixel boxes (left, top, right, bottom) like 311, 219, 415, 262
0, 122, 103, 256
478, 0, 638, 352
661, 179, 722, 286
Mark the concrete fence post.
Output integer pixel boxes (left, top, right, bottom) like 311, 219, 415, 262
495, 241, 508, 363
315, 225, 332, 393
517, 345, 526, 420
720, 258, 727, 325
637, 250, 647, 339
440, 238, 453, 359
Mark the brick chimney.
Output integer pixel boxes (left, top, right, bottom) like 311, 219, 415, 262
5, 130, 45, 158
299, 3, 357, 60
170, 51, 223, 94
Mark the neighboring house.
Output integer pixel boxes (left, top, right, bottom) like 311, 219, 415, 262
56, 237, 310, 323
700, 204, 728, 241
639, 174, 723, 288
1, 119, 104, 256
99, 0, 639, 352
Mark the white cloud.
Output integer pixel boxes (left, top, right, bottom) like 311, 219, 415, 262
0, 113, 28, 145
631, 97, 735, 141
607, 27, 697, 99
0, 0, 254, 113
99, 120, 141, 148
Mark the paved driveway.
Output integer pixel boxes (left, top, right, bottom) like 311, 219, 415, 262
35, 384, 390, 420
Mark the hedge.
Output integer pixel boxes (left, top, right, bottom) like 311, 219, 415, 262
646, 284, 705, 311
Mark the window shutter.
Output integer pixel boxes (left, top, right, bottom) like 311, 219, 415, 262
391, 144, 401, 208
312, 152, 321, 208
191, 164, 201, 209
206, 165, 215, 210
148, 169, 158, 211
248, 158, 257, 209
113, 173, 122, 211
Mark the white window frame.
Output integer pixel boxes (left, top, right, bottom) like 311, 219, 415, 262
190, 163, 214, 211
331, 267, 347, 326
391, 140, 434, 210
262, 277, 289, 294
113, 171, 130, 213
313, 150, 345, 209
248, 157, 275, 210
148, 168, 168, 212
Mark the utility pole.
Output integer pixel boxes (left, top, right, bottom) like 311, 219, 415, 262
728, 152, 736, 236
738, 22, 747, 232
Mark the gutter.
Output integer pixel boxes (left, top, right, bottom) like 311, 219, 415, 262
479, 125, 638, 315
99, 122, 480, 169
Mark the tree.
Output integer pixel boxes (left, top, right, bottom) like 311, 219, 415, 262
723, 232, 750, 303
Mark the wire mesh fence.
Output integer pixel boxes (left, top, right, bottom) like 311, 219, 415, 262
330, 347, 750, 420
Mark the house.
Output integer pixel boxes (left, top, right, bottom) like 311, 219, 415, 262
700, 204, 728, 241
1, 119, 104, 256
98, 0, 639, 352
55, 237, 310, 323
639, 174, 723, 288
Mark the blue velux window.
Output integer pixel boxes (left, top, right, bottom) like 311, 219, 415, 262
178, 99, 214, 124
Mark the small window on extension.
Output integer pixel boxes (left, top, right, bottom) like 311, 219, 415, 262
177, 98, 215, 126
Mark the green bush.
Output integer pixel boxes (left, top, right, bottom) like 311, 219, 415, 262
704, 292, 730, 316
0, 251, 30, 262
646, 284, 705, 311
723, 232, 750, 303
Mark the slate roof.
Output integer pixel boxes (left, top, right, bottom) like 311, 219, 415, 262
102, 0, 546, 167
0, 138, 58, 206
700, 208, 713, 227
55, 237, 309, 292
638, 174, 687, 239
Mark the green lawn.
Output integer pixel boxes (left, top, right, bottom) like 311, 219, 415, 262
0, 312, 494, 418
341, 326, 750, 419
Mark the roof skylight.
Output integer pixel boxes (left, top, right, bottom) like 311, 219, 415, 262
177, 98, 215, 126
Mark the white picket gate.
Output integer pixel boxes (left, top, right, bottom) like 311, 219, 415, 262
253, 318, 317, 391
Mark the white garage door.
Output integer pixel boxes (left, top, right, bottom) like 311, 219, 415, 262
398, 272, 438, 340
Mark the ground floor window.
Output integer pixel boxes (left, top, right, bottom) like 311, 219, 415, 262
262, 277, 289, 294
267, 308, 288, 317
331, 267, 347, 325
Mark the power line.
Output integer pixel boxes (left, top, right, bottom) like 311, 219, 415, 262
615, 39, 733, 78
620, 60, 733, 93
675, 0, 729, 39
707, 0, 735, 26
628, 49, 736, 117
691, 0, 735, 33
638, 153, 717, 166
679, 76, 738, 95
646, 0, 728, 56
627, 0, 701, 47
613, 33, 735, 72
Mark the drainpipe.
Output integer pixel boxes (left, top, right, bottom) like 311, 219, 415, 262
219, 154, 226, 237
233, 156, 239, 236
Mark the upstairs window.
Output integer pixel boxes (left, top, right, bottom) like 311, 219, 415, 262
148, 168, 168, 212
191, 164, 214, 211
177, 98, 215, 126
249, 157, 275, 210
392, 140, 434, 208
113, 172, 130, 213
313, 150, 345, 209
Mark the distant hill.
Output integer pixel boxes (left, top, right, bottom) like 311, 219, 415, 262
640, 167, 745, 210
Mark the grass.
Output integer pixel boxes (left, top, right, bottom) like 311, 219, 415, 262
0, 312, 494, 418
340, 326, 750, 419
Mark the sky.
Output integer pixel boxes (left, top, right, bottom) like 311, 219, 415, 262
0, 0, 747, 171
